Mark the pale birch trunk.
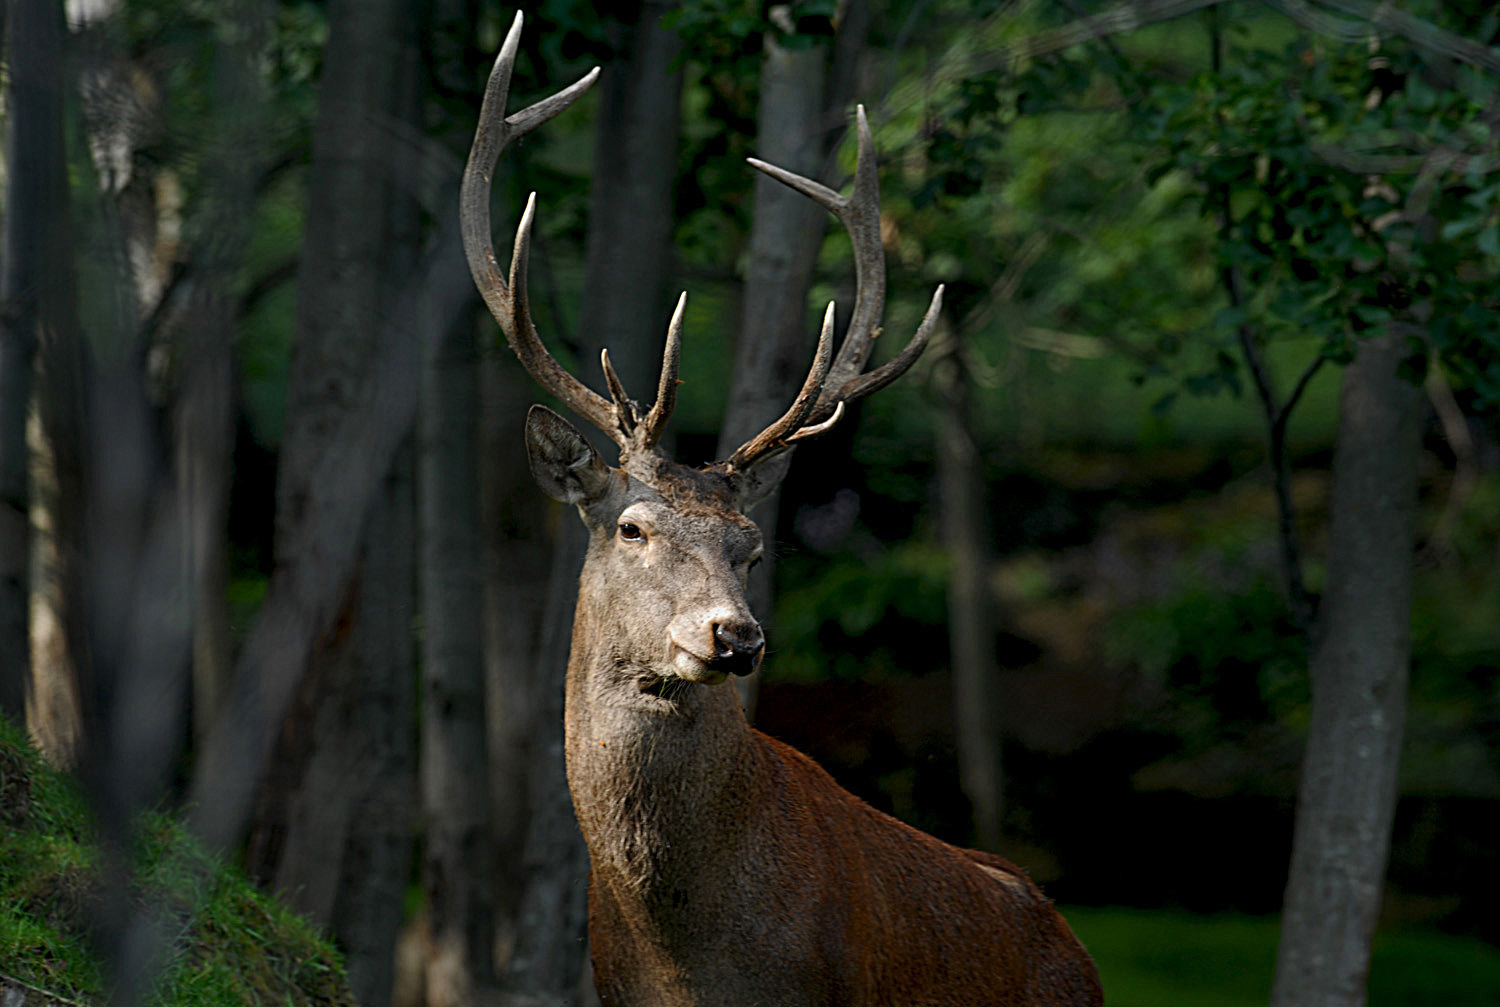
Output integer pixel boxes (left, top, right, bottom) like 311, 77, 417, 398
0, 0, 68, 721
12, 0, 90, 768
934, 345, 1004, 851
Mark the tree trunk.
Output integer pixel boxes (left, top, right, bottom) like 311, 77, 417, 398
715, 1, 867, 719
171, 5, 270, 749
934, 345, 1004, 852
175, 293, 237, 748
501, 6, 682, 1003
249, 441, 418, 1007
419, 297, 495, 1004
1270, 329, 1424, 1007
479, 349, 552, 958
501, 517, 593, 1007
186, 0, 479, 854
238, 3, 425, 1004
575, 0, 685, 404
13, 0, 92, 770
0, 0, 71, 722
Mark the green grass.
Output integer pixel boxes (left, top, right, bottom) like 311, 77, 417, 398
1063, 906, 1500, 1007
0, 718, 354, 1006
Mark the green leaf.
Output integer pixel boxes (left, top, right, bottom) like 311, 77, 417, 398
1442, 219, 1478, 240
1213, 306, 1248, 332
1478, 225, 1500, 259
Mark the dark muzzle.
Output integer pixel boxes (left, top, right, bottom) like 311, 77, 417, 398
709, 622, 765, 677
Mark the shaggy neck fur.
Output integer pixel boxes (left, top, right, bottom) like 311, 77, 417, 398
562, 590, 757, 904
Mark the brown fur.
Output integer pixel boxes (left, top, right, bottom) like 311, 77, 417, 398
527, 409, 1103, 1007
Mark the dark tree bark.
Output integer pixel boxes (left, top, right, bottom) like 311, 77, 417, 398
479, 349, 553, 956
500, 517, 593, 1007
186, 0, 479, 856
175, 293, 236, 747
238, 3, 426, 1005
1270, 328, 1424, 1007
575, 0, 685, 404
170, 0, 271, 749
250, 442, 417, 1007
419, 299, 496, 1004
15, 0, 96, 771
933, 344, 1004, 852
501, 5, 683, 1003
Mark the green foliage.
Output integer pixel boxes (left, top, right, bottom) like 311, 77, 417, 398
0, 719, 353, 1006
1142, 22, 1500, 408
1107, 577, 1308, 746
1064, 905, 1500, 1007
1100, 471, 1500, 798
770, 539, 950, 683
1404, 473, 1500, 795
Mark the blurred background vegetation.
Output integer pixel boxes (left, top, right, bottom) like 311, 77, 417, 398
2, 0, 1497, 1005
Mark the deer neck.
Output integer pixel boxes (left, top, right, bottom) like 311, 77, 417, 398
562, 600, 758, 895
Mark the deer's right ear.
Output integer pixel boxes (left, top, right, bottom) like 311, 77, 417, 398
525, 405, 612, 505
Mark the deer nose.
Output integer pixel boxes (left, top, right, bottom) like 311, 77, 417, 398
710, 621, 765, 677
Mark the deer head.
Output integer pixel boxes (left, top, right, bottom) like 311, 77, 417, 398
461, 12, 941, 703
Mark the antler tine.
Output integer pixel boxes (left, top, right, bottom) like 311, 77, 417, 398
747, 105, 891, 423
460, 13, 619, 439
505, 192, 618, 436
639, 292, 686, 450
825, 104, 888, 394
727, 301, 838, 470
730, 104, 938, 469
600, 349, 637, 431
831, 284, 943, 403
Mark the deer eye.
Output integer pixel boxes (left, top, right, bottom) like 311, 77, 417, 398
618, 521, 645, 543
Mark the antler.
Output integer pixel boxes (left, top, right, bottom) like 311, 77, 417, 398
462, 13, 682, 457
726, 106, 944, 473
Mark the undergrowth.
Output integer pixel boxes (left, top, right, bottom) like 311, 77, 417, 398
0, 718, 353, 1007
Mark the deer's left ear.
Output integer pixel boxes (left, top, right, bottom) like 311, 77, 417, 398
526, 405, 612, 505
730, 450, 793, 511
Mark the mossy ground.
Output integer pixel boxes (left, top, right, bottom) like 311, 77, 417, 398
0, 718, 354, 1007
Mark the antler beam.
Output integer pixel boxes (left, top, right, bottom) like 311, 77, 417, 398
461, 12, 685, 458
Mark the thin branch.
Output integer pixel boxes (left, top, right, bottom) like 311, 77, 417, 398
1308, 141, 1500, 176
1224, 262, 1316, 631
972, 0, 1231, 73
0, 973, 91, 1007
1275, 353, 1327, 437
238, 258, 299, 319
1422, 362, 1477, 559
1055, 0, 1132, 77
1212, 12, 1315, 633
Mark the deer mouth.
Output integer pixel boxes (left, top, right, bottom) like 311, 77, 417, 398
637, 674, 697, 704
665, 642, 730, 686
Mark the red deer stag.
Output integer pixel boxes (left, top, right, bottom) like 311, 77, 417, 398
462, 13, 1103, 1006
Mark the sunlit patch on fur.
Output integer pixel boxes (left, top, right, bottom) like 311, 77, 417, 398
975, 862, 1030, 896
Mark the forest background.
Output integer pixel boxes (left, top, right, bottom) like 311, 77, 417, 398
2, 0, 1498, 1006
